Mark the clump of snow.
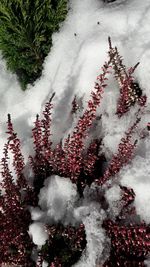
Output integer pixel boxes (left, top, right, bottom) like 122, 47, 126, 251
31, 179, 109, 265
134, 184, 150, 224
105, 185, 122, 217
105, 184, 121, 202
42, 261, 48, 267
72, 185, 110, 266
29, 222, 48, 246
74, 205, 108, 267
30, 207, 45, 221
38, 175, 78, 223
145, 259, 150, 267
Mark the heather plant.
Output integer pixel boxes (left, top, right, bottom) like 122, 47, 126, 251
0, 40, 150, 267
0, 122, 35, 266
0, 0, 68, 89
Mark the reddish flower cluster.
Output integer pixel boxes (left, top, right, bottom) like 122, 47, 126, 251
83, 139, 101, 176
0, 118, 35, 266
29, 60, 111, 196
62, 61, 110, 183
7, 114, 27, 189
102, 181, 150, 267
103, 221, 150, 267
108, 37, 147, 117
29, 93, 55, 203
96, 116, 141, 186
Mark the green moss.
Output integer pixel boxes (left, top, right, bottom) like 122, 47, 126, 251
0, 0, 68, 89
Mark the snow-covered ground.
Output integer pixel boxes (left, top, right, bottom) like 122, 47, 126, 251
1, 0, 150, 266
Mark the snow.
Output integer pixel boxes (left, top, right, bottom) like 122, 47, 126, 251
120, 137, 150, 224
30, 178, 109, 266
73, 207, 108, 267
145, 259, 150, 267
105, 185, 122, 218
29, 222, 48, 246
0, 0, 150, 265
38, 175, 77, 223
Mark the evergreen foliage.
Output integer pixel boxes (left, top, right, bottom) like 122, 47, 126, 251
0, 0, 68, 89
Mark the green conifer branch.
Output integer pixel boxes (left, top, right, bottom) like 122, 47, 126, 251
0, 0, 68, 89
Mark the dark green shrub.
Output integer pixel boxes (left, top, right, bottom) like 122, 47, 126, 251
0, 0, 68, 89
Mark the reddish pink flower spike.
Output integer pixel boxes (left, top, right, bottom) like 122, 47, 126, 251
108, 37, 147, 117
0, 141, 34, 266
29, 94, 55, 201
96, 116, 141, 186
64, 61, 111, 183
41, 93, 55, 151
6, 114, 27, 189
103, 220, 150, 267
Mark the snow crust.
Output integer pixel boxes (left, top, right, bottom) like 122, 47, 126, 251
0, 0, 150, 265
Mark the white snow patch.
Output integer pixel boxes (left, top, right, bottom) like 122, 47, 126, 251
29, 222, 48, 246
120, 137, 150, 223
145, 259, 150, 267
74, 205, 108, 267
105, 185, 122, 217
39, 175, 78, 222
